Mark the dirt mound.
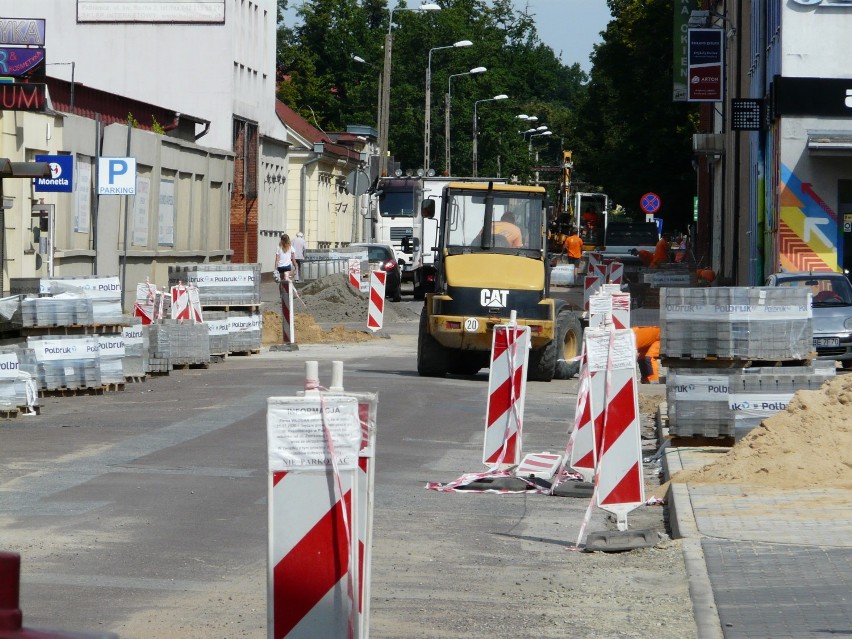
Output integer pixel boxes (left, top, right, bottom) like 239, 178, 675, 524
262, 311, 375, 345
670, 374, 852, 489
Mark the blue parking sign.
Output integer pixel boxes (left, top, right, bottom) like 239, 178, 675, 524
34, 154, 74, 193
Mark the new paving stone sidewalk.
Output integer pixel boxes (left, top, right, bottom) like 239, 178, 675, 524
665, 447, 852, 639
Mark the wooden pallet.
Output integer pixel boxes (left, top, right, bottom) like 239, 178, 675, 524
668, 434, 734, 448
171, 362, 210, 370
101, 382, 125, 392
21, 324, 128, 336
40, 386, 105, 398
227, 349, 260, 357
125, 376, 147, 383
0, 405, 40, 419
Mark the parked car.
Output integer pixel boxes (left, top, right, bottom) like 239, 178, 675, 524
349, 242, 402, 302
765, 271, 852, 368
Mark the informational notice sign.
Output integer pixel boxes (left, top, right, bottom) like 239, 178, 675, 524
267, 396, 361, 471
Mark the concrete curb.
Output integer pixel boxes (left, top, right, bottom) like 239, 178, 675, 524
663, 449, 724, 639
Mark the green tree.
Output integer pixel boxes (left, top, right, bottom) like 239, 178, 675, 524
572, 0, 698, 229
277, 0, 588, 183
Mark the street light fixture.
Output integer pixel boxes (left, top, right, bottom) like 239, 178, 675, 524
424, 39, 473, 173
445, 66, 487, 175
379, 3, 441, 176
472, 94, 508, 177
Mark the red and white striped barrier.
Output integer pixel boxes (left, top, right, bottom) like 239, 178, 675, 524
280, 280, 294, 344
170, 284, 191, 321
611, 292, 631, 330
188, 286, 203, 323
367, 271, 385, 332
588, 291, 612, 329
583, 274, 603, 312
569, 331, 610, 482
482, 323, 529, 469
267, 394, 364, 639
134, 280, 157, 324
516, 452, 563, 480
591, 329, 644, 530
608, 261, 624, 284
587, 251, 602, 274
348, 258, 360, 289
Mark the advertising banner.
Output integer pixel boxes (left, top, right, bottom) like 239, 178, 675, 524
688, 28, 723, 102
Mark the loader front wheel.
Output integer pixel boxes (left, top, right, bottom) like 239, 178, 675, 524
417, 311, 449, 377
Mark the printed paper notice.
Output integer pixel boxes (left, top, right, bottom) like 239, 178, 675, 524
267, 396, 361, 471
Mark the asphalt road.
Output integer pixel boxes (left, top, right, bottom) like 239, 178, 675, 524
0, 313, 694, 639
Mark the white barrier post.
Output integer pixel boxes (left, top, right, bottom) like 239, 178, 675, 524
281, 280, 295, 345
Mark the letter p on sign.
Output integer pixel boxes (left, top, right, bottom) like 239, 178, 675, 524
98, 157, 137, 195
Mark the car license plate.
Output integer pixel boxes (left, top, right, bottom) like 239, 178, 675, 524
814, 337, 840, 348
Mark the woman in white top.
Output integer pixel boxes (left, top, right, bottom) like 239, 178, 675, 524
275, 234, 295, 280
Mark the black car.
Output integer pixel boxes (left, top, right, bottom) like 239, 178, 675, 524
349, 243, 402, 302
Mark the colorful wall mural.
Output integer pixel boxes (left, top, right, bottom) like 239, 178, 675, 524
778, 163, 840, 273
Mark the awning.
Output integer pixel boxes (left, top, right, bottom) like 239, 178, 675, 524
807, 134, 852, 155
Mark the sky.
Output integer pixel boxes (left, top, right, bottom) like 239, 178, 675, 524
282, 0, 612, 73
515, 0, 612, 71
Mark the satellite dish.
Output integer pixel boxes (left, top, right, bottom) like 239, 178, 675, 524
346, 169, 370, 196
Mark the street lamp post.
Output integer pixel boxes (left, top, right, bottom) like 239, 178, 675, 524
472, 94, 508, 177
528, 130, 552, 185
424, 40, 472, 174
445, 66, 486, 176
379, 3, 440, 177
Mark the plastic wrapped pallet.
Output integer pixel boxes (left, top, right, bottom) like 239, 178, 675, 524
33, 276, 125, 325
121, 320, 149, 379
667, 361, 835, 439
168, 263, 261, 306
0, 350, 38, 412
203, 311, 229, 356
227, 311, 261, 353
660, 287, 812, 361
97, 334, 126, 384
22, 296, 94, 327
26, 335, 102, 391
0, 295, 24, 332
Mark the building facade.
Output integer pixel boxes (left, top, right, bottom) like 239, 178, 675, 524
700, 0, 852, 284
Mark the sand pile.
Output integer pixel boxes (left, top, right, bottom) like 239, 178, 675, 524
670, 374, 852, 489
261, 273, 419, 345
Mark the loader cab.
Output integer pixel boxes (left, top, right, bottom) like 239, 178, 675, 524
439, 184, 545, 254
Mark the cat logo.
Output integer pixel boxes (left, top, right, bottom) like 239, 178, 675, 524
480, 289, 509, 308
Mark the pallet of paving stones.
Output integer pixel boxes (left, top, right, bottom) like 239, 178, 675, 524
661, 355, 815, 369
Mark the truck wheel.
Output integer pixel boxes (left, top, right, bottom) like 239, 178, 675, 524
554, 312, 583, 380
417, 311, 448, 377
391, 285, 402, 302
529, 311, 583, 382
413, 283, 425, 301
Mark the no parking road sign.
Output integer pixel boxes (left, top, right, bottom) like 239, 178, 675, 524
640, 192, 660, 214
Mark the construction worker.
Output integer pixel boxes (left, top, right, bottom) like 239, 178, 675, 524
651, 234, 670, 267
632, 326, 661, 383
491, 211, 523, 247
563, 229, 583, 266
